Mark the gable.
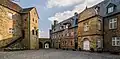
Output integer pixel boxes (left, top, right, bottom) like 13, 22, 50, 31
107, 3, 116, 8
31, 8, 39, 19
79, 8, 97, 21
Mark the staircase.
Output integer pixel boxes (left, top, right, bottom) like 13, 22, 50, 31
0, 36, 26, 51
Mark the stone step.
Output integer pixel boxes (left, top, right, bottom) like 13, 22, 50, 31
3, 48, 26, 51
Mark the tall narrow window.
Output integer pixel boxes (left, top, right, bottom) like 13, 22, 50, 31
36, 30, 38, 36
35, 20, 37, 23
109, 18, 117, 29
33, 18, 34, 22
32, 30, 34, 35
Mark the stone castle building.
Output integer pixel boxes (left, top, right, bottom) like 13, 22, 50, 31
78, 0, 120, 53
50, 0, 120, 53
0, 0, 39, 50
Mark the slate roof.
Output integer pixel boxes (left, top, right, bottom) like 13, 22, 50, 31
93, 0, 120, 17
22, 7, 34, 13
51, 15, 78, 33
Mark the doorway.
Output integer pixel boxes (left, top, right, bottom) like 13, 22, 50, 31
75, 42, 78, 49
83, 39, 90, 50
39, 42, 43, 48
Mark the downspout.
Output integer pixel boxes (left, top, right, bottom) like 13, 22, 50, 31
28, 13, 30, 50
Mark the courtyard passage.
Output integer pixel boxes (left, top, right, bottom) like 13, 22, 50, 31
0, 49, 120, 59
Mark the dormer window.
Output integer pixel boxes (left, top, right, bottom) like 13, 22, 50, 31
108, 7, 114, 13
107, 3, 116, 14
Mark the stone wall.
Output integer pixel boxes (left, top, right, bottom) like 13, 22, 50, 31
104, 14, 120, 52
0, 5, 22, 48
29, 8, 39, 49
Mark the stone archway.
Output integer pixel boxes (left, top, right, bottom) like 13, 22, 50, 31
44, 42, 51, 49
39, 42, 43, 48
83, 38, 90, 50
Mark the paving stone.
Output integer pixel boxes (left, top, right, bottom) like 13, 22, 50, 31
0, 49, 119, 59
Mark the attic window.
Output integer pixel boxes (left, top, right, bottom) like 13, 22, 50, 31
108, 7, 114, 13
107, 3, 116, 14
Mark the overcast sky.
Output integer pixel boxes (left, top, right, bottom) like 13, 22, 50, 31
14, 0, 104, 38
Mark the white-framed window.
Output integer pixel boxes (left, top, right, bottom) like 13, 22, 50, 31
112, 37, 120, 46
109, 18, 117, 29
84, 22, 89, 31
9, 28, 14, 34
8, 12, 13, 19
108, 7, 114, 13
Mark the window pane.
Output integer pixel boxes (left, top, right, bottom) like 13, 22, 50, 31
112, 41, 115, 46
116, 41, 120, 46
114, 18, 117, 29
109, 19, 112, 29
108, 7, 114, 13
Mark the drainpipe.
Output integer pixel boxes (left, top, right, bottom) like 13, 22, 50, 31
28, 13, 30, 50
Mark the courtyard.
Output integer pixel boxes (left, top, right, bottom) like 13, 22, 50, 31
0, 49, 120, 59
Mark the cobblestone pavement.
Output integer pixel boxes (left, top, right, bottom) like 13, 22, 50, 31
0, 49, 120, 59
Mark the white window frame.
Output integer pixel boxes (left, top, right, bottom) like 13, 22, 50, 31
108, 6, 114, 13
112, 37, 120, 46
109, 18, 117, 29
84, 22, 89, 31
